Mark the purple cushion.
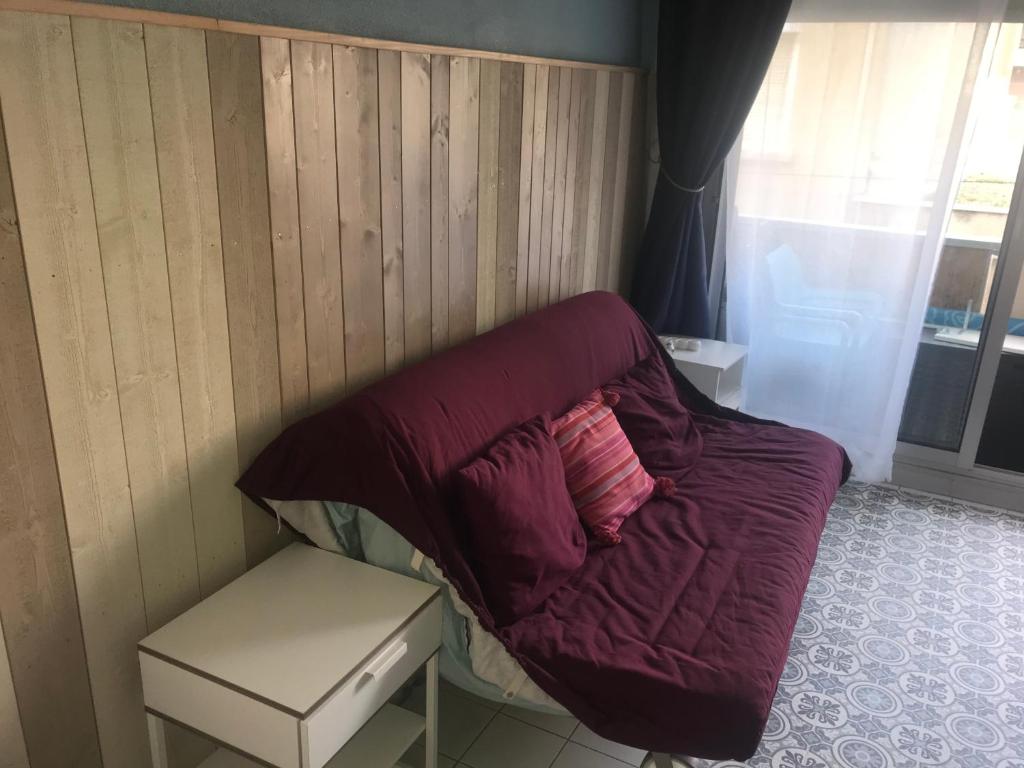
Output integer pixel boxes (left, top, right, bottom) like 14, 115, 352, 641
604, 353, 703, 476
455, 416, 586, 626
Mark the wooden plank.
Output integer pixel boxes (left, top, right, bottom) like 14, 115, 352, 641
582, 70, 610, 291
514, 63, 536, 317
334, 44, 385, 389
494, 61, 523, 326
536, 69, 559, 309
86, 20, 218, 766
430, 55, 449, 351
447, 56, 479, 345
207, 30, 285, 566
620, 73, 647, 298
145, 23, 245, 598
261, 36, 308, 425
596, 72, 623, 291
0, 11, 149, 765
401, 51, 432, 363
73, 16, 199, 630
525, 64, 548, 312
430, 56, 450, 352
548, 67, 571, 304
145, 25, 235, 755
0, 0, 645, 73
0, 622, 29, 768
378, 49, 405, 373
571, 70, 596, 294
607, 72, 635, 293
0, 93, 101, 768
475, 57, 500, 333
559, 68, 583, 300
292, 40, 346, 409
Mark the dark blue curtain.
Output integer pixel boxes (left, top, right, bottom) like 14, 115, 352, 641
631, 0, 792, 336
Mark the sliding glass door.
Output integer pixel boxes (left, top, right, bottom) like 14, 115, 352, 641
974, 260, 1024, 472
898, 21, 1024, 457
896, 19, 1024, 486
718, 1, 1024, 489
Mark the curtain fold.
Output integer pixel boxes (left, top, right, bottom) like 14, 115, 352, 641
631, 0, 792, 336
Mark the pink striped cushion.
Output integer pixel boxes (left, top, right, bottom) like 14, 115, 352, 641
551, 389, 668, 544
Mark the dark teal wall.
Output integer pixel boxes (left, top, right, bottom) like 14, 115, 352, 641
91, 0, 644, 67
640, 0, 657, 68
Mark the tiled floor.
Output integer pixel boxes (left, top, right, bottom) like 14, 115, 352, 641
398, 678, 666, 768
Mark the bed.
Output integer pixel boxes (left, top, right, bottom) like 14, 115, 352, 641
238, 291, 850, 760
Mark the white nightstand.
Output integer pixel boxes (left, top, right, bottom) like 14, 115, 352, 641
139, 543, 441, 768
661, 337, 748, 409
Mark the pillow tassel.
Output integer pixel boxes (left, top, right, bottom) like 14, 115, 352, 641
600, 388, 621, 407
655, 476, 676, 497
595, 527, 623, 546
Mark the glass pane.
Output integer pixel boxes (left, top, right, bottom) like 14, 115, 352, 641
897, 22, 1024, 450
975, 261, 1024, 472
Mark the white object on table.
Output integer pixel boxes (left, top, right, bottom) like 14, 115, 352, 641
661, 336, 749, 409
139, 542, 441, 768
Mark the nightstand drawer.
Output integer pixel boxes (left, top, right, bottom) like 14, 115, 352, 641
302, 596, 442, 768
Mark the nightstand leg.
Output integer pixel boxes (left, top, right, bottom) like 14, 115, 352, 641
147, 713, 169, 768
425, 653, 439, 768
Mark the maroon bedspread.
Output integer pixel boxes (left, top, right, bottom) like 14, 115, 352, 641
237, 292, 850, 759
501, 413, 847, 757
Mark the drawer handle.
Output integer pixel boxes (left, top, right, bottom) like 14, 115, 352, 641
365, 641, 408, 681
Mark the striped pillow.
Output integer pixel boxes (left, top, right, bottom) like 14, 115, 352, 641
551, 389, 672, 544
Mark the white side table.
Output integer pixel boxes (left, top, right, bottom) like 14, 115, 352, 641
139, 543, 441, 768
661, 337, 748, 409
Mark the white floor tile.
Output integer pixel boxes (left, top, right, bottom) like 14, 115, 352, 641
403, 682, 496, 760
461, 713, 566, 768
438, 693, 497, 759
501, 705, 578, 737
552, 742, 634, 768
398, 741, 456, 768
570, 725, 647, 767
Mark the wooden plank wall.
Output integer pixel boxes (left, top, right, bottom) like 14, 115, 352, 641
0, 8, 646, 768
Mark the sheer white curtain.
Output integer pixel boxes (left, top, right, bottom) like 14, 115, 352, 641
720, 7, 1004, 481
